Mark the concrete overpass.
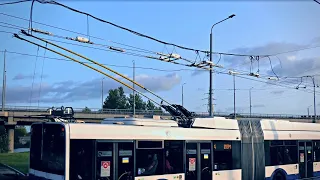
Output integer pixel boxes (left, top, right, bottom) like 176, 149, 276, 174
1, 105, 319, 153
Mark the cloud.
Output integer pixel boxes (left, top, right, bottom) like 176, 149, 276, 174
191, 70, 205, 76
191, 36, 320, 77
134, 73, 181, 92
12, 73, 48, 80
190, 41, 312, 77
1, 73, 181, 104
287, 56, 296, 61
224, 107, 248, 113
311, 36, 320, 45
224, 104, 265, 113
252, 104, 265, 108
223, 41, 308, 67
267, 57, 320, 77
270, 90, 285, 95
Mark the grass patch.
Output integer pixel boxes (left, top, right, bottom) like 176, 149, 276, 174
0, 152, 29, 174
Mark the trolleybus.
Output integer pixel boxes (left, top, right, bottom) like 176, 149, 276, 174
28, 116, 320, 180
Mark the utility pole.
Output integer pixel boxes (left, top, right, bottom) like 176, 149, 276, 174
233, 74, 236, 119
133, 60, 136, 117
2, 50, 6, 112
101, 77, 104, 111
228, 70, 239, 119
209, 14, 236, 117
182, 83, 186, 106
305, 76, 317, 123
209, 32, 213, 117
307, 105, 311, 117
249, 87, 253, 117
312, 76, 316, 123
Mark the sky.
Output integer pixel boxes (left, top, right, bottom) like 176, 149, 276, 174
0, 0, 320, 115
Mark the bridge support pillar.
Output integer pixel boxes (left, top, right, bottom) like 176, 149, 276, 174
5, 125, 15, 153
5, 116, 16, 153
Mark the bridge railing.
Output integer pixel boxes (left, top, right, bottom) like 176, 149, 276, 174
1, 105, 170, 115
1, 105, 317, 119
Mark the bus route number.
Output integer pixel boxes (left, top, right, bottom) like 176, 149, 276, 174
224, 144, 232, 150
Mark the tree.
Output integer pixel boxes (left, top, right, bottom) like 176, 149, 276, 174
14, 126, 27, 144
103, 87, 129, 109
146, 100, 156, 110
82, 107, 92, 113
154, 107, 164, 114
118, 87, 129, 109
14, 126, 29, 148
127, 93, 146, 110
0, 126, 9, 153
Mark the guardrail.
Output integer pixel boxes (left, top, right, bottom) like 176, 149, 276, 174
0, 105, 317, 119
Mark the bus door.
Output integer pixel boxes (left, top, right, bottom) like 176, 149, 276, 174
117, 142, 134, 180
96, 141, 134, 180
185, 142, 212, 180
299, 141, 313, 178
200, 143, 212, 180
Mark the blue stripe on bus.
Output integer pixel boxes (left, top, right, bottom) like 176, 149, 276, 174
29, 174, 51, 180
314, 171, 320, 177
286, 174, 300, 180
265, 168, 299, 180
265, 174, 299, 180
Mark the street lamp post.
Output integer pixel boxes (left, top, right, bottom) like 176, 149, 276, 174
133, 60, 136, 116
182, 83, 186, 106
233, 74, 236, 119
101, 77, 104, 111
1, 50, 6, 112
249, 87, 253, 117
306, 76, 317, 123
308, 105, 312, 117
229, 70, 239, 119
209, 14, 236, 117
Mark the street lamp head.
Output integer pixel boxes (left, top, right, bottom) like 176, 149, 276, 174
229, 14, 236, 18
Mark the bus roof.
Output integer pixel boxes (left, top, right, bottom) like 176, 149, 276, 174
101, 117, 178, 127
102, 116, 320, 132
63, 117, 320, 141
32, 117, 320, 141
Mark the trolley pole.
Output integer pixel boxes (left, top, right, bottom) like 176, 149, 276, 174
2, 50, 6, 112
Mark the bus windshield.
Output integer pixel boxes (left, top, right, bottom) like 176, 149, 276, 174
29, 123, 66, 177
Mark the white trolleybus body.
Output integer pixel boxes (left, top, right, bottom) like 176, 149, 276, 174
28, 116, 320, 180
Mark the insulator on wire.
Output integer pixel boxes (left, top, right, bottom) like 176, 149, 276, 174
109, 46, 125, 52
30, 28, 52, 36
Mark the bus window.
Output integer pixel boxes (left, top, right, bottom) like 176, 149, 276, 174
270, 146, 284, 165
231, 141, 241, 169
284, 142, 298, 164
30, 124, 42, 172
118, 142, 134, 180
164, 140, 184, 174
314, 141, 320, 162
265, 141, 271, 166
42, 124, 65, 175
213, 141, 233, 170
70, 140, 94, 180
96, 142, 113, 180
269, 140, 298, 166
136, 140, 163, 176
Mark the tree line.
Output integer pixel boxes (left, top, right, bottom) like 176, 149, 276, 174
103, 87, 162, 111
82, 87, 163, 112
